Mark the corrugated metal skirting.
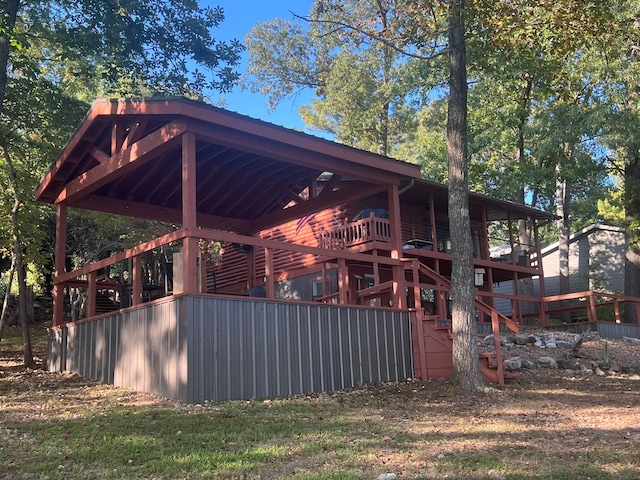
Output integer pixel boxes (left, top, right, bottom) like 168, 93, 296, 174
48, 296, 412, 403
48, 299, 188, 401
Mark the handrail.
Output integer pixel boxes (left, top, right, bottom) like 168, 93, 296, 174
400, 258, 519, 333
319, 213, 391, 250
55, 226, 408, 323
542, 290, 640, 325
55, 229, 187, 284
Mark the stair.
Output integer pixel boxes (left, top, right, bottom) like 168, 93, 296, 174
479, 351, 519, 384
95, 291, 120, 315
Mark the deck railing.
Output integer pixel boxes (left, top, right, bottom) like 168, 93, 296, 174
53, 226, 407, 325
319, 213, 391, 250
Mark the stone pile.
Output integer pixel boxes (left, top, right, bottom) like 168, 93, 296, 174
480, 331, 640, 376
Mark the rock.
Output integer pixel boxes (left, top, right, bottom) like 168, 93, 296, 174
578, 360, 594, 371
481, 335, 495, 347
594, 366, 606, 376
377, 474, 397, 480
534, 340, 544, 348
521, 359, 537, 369
545, 342, 557, 349
504, 357, 522, 371
558, 358, 580, 370
538, 356, 558, 368
623, 336, 640, 346
598, 361, 610, 370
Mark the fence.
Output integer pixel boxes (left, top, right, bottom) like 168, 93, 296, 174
48, 295, 413, 403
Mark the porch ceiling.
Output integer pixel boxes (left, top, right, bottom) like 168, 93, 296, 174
36, 97, 421, 233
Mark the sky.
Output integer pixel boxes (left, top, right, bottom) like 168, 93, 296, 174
204, 0, 314, 131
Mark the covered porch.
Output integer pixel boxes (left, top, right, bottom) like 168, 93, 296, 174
36, 97, 422, 402
36, 98, 423, 321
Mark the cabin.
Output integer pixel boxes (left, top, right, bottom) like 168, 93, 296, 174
38, 97, 580, 403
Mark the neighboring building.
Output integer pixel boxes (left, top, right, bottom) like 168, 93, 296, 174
535, 224, 626, 296
492, 224, 627, 319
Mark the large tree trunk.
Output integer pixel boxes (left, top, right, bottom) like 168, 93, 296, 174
0, 251, 16, 342
3, 143, 35, 368
447, 0, 483, 392
624, 154, 640, 323
515, 76, 535, 315
556, 166, 572, 323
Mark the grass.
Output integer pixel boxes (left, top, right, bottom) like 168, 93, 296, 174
1, 324, 640, 479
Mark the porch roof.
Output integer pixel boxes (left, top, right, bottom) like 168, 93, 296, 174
35, 97, 422, 233
401, 179, 556, 222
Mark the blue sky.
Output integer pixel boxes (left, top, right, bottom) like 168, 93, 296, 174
204, 0, 314, 130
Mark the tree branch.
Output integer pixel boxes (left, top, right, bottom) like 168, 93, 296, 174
292, 12, 448, 61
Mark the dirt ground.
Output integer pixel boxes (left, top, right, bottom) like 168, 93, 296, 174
1, 325, 640, 423
1, 325, 640, 479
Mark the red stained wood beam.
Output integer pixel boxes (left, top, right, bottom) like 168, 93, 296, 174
54, 119, 187, 205
89, 147, 110, 164
54, 229, 188, 284
70, 195, 251, 233
121, 119, 149, 151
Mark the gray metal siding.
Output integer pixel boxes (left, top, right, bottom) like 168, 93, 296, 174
186, 297, 412, 403
48, 296, 412, 404
597, 322, 640, 339
48, 298, 189, 401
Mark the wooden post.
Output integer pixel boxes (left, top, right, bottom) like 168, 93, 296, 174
337, 257, 348, 304
507, 212, 515, 265
87, 271, 96, 318
413, 310, 428, 379
588, 292, 597, 323
412, 260, 422, 311
264, 247, 275, 299
388, 184, 405, 308
492, 310, 505, 385
371, 254, 380, 306
53, 203, 67, 326
181, 132, 198, 294
132, 255, 142, 306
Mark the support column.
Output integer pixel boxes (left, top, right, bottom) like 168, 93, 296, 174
53, 203, 67, 326
388, 184, 405, 309
182, 132, 198, 294
132, 255, 142, 306
265, 247, 275, 299
87, 271, 96, 318
337, 258, 350, 305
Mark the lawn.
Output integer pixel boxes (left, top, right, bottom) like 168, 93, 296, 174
1, 324, 639, 479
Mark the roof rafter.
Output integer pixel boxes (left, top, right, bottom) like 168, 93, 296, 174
54, 119, 187, 205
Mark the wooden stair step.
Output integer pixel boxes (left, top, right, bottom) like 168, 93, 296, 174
479, 351, 519, 383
